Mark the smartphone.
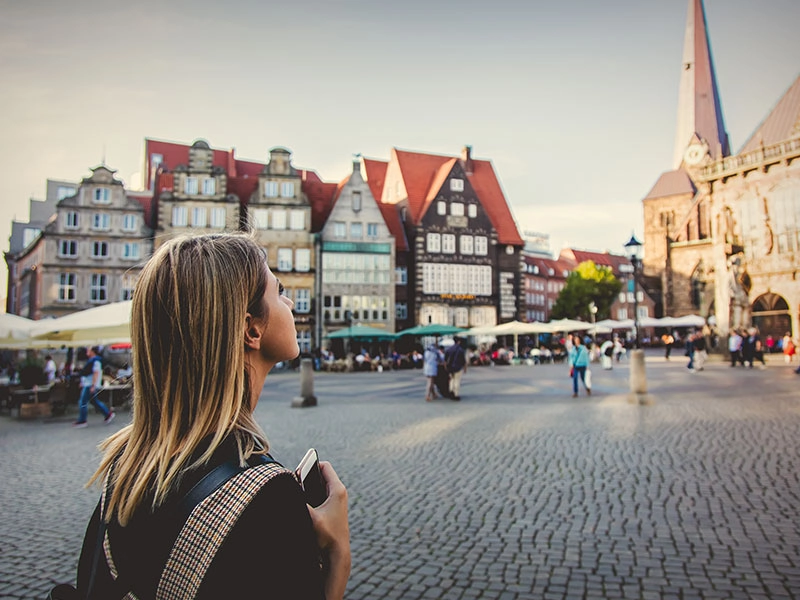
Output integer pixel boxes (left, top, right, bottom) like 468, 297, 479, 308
296, 448, 328, 508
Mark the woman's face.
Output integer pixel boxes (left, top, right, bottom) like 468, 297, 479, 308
256, 265, 299, 364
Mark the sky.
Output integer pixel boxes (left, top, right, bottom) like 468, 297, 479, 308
1, 0, 799, 303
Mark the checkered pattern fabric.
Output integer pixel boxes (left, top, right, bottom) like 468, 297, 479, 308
157, 462, 289, 599
99, 461, 289, 600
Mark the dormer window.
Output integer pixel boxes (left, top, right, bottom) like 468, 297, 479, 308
202, 178, 216, 195
450, 179, 464, 192
281, 182, 295, 198
93, 188, 110, 204
451, 203, 464, 217
352, 191, 362, 212
185, 177, 198, 195
264, 181, 278, 198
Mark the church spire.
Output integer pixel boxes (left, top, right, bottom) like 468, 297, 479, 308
672, 0, 730, 168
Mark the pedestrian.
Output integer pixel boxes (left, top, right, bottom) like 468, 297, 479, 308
600, 338, 614, 370
70, 233, 351, 599
685, 332, 696, 372
423, 343, 442, 401
782, 332, 795, 363
693, 332, 707, 371
72, 346, 114, 428
765, 334, 775, 354
728, 329, 743, 367
612, 336, 625, 362
44, 354, 58, 383
568, 335, 591, 397
444, 337, 467, 401
662, 332, 674, 360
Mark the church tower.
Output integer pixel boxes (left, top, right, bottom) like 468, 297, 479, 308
672, 0, 730, 169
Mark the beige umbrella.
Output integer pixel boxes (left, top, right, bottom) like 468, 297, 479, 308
490, 321, 552, 356
0, 313, 37, 348
31, 301, 132, 347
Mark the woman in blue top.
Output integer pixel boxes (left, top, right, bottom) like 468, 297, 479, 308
568, 335, 592, 397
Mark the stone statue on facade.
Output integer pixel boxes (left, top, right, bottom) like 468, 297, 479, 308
727, 253, 751, 330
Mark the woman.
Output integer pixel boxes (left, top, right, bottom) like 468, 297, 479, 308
75, 233, 350, 599
423, 343, 442, 401
568, 334, 591, 397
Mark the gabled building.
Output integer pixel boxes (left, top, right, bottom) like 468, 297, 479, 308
317, 158, 396, 350
642, 0, 800, 340
363, 146, 524, 330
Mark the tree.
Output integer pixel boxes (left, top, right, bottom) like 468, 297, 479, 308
551, 261, 622, 321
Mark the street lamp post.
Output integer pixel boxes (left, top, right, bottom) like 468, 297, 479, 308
624, 234, 643, 349
589, 301, 598, 345
624, 233, 650, 405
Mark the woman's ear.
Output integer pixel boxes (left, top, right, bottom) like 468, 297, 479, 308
244, 313, 264, 351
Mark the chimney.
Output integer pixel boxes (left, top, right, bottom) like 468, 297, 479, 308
461, 145, 473, 174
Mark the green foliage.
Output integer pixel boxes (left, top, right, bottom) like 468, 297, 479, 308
551, 260, 622, 321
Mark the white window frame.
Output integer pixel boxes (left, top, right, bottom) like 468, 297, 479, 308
351, 222, 363, 239
450, 178, 464, 192
93, 188, 110, 204
92, 213, 110, 231
437, 201, 446, 216
202, 178, 216, 195
460, 235, 474, 255
192, 207, 207, 228
58, 240, 77, 258
395, 267, 407, 284
468, 204, 477, 218
442, 233, 456, 254
427, 233, 441, 253
352, 191, 362, 212
91, 241, 109, 259
185, 177, 198, 195
290, 209, 305, 230
172, 206, 188, 227
272, 209, 287, 230
122, 214, 137, 232
295, 288, 311, 313
367, 223, 379, 238
264, 181, 278, 198
280, 182, 295, 198
450, 202, 465, 217
333, 222, 346, 239
295, 248, 311, 272
58, 273, 77, 302
123, 242, 140, 260
253, 208, 269, 230
210, 207, 226, 228
277, 248, 293, 272
65, 212, 79, 229
90, 273, 108, 303
475, 236, 488, 256
121, 274, 136, 301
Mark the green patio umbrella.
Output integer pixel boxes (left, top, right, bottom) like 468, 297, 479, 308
325, 325, 396, 340
396, 323, 469, 337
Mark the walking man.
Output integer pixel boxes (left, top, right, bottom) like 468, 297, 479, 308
728, 330, 743, 367
73, 346, 115, 428
444, 337, 467, 401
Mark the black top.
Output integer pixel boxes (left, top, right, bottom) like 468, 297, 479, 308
76, 438, 325, 599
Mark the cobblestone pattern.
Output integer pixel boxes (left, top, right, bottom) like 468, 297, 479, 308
1, 353, 798, 599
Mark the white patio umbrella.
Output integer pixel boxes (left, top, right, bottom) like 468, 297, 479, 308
490, 320, 552, 356
31, 301, 133, 347
0, 313, 36, 348
546, 318, 596, 333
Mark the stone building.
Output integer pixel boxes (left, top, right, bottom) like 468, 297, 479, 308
8, 166, 153, 319
642, 0, 800, 340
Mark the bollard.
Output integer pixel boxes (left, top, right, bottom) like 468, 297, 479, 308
628, 349, 653, 405
291, 358, 318, 408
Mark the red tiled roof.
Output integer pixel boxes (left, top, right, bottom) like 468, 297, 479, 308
562, 248, 630, 277
362, 158, 409, 251
393, 149, 453, 221
362, 158, 388, 203
466, 159, 524, 246
739, 74, 800, 153
643, 169, 696, 201
302, 180, 339, 233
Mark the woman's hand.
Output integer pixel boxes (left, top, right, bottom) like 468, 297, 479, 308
308, 461, 351, 600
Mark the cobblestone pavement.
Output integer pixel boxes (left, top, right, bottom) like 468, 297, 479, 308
1, 351, 799, 599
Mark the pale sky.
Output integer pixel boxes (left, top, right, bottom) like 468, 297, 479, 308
1, 0, 799, 303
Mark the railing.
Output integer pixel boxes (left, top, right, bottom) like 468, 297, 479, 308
700, 138, 800, 180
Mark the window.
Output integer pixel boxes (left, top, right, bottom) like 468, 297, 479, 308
123, 243, 140, 260
58, 240, 77, 257
427, 233, 441, 253
58, 273, 76, 302
450, 178, 464, 192
350, 222, 363, 239
468, 204, 477, 218
93, 188, 110, 204
281, 182, 295, 197
277, 248, 292, 271
65, 212, 79, 229
210, 207, 226, 228
184, 177, 198, 195
333, 222, 346, 239
437, 201, 446, 216
122, 214, 137, 231
22, 227, 39, 248
92, 213, 110, 230
442, 234, 456, 254
295, 248, 311, 272
91, 241, 109, 258
295, 289, 311, 313
450, 202, 464, 217
352, 191, 362, 212
297, 330, 311, 353
90, 274, 108, 303
272, 209, 287, 230
617, 308, 628, 320
264, 181, 278, 198
253, 208, 269, 229
367, 223, 379, 238
121, 274, 136, 301
460, 235, 474, 255
172, 206, 188, 227
396, 303, 408, 320
202, 178, 216, 195
192, 207, 207, 228
395, 266, 407, 284
290, 210, 305, 230
57, 186, 75, 200
475, 236, 488, 256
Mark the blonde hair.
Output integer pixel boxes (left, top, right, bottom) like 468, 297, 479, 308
90, 232, 271, 525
